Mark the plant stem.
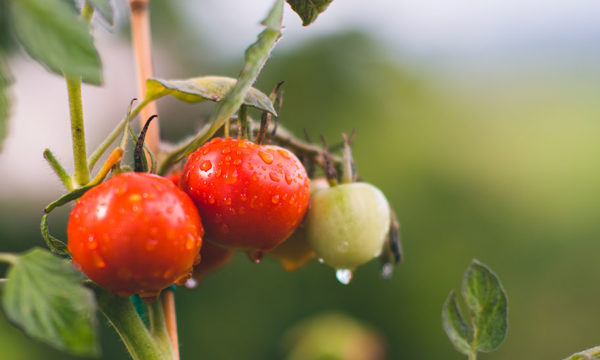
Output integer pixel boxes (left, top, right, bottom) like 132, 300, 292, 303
87, 99, 149, 171
66, 75, 90, 186
43, 149, 73, 190
94, 286, 171, 360
148, 297, 174, 359
161, 290, 180, 360
129, 0, 160, 157
0, 253, 18, 264
468, 351, 477, 360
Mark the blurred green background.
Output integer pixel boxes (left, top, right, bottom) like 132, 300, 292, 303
3, 1, 600, 359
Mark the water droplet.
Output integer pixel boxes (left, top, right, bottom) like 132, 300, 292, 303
145, 238, 159, 251
221, 147, 231, 154
318, 258, 325, 263
233, 158, 242, 165
246, 250, 264, 263
271, 194, 280, 204
240, 193, 248, 202
175, 270, 193, 285
269, 172, 280, 182
336, 269, 353, 285
380, 263, 394, 279
284, 172, 293, 185
216, 169, 222, 177
225, 170, 238, 184
248, 163, 254, 170
163, 268, 174, 279
185, 278, 198, 289
132, 204, 141, 213
200, 160, 212, 171
252, 173, 258, 182
208, 195, 216, 204
225, 155, 232, 162
185, 235, 197, 250
129, 193, 142, 202
92, 252, 106, 268
258, 151, 274, 164
277, 149, 291, 159
87, 235, 98, 250
337, 241, 349, 252
223, 196, 232, 205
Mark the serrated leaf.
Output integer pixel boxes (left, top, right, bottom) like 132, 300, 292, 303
286, 0, 333, 26
40, 214, 70, 256
10, 0, 103, 84
462, 259, 508, 352
88, 0, 114, 25
2, 248, 98, 356
442, 290, 472, 355
145, 76, 277, 115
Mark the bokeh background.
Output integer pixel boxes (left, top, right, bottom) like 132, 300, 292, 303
2, 0, 600, 359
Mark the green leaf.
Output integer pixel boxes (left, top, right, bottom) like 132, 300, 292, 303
462, 259, 508, 352
87, 0, 114, 25
0, 54, 11, 151
442, 290, 472, 356
145, 76, 277, 115
2, 248, 99, 356
10, 0, 103, 84
286, 0, 333, 26
40, 214, 70, 256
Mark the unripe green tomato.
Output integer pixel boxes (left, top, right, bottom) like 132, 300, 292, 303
306, 182, 390, 270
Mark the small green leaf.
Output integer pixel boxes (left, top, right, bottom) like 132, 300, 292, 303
462, 259, 508, 352
286, 0, 333, 26
40, 214, 70, 256
44, 184, 95, 213
87, 0, 114, 25
10, 0, 103, 84
145, 76, 277, 115
2, 248, 98, 356
442, 290, 472, 356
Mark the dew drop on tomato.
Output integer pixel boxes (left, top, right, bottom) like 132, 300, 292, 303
335, 269, 353, 285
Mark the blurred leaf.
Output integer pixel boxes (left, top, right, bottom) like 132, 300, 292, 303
0, 54, 11, 151
462, 259, 508, 352
146, 76, 276, 115
40, 214, 69, 256
88, 0, 114, 25
2, 248, 98, 356
563, 346, 600, 360
441, 290, 471, 355
10, 0, 103, 84
286, 0, 333, 26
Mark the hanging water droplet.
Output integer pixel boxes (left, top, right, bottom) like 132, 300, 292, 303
185, 278, 198, 289
246, 250, 264, 263
380, 263, 394, 279
318, 258, 325, 263
335, 269, 353, 285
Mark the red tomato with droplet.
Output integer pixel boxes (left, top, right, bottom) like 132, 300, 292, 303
67, 172, 203, 301
180, 137, 310, 251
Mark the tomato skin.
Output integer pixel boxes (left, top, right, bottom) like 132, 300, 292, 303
306, 182, 390, 270
181, 137, 310, 251
192, 241, 234, 281
67, 172, 203, 301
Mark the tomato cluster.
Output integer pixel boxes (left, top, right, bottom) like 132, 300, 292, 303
67, 134, 393, 298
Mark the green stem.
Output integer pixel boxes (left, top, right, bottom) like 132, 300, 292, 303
148, 298, 174, 358
66, 75, 90, 186
43, 149, 73, 190
87, 99, 149, 171
0, 253, 18, 264
564, 346, 600, 360
468, 351, 477, 360
93, 286, 171, 360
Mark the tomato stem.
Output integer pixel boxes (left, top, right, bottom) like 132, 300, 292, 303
93, 286, 171, 360
148, 296, 175, 359
129, 0, 160, 159
43, 149, 73, 190
161, 290, 180, 360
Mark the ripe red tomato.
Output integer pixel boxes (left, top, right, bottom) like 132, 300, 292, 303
67, 172, 204, 301
192, 241, 234, 282
180, 137, 310, 251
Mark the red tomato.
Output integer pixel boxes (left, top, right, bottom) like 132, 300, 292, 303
180, 137, 310, 251
67, 172, 203, 301
192, 241, 234, 282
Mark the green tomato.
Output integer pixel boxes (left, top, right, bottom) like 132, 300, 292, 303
306, 182, 390, 270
